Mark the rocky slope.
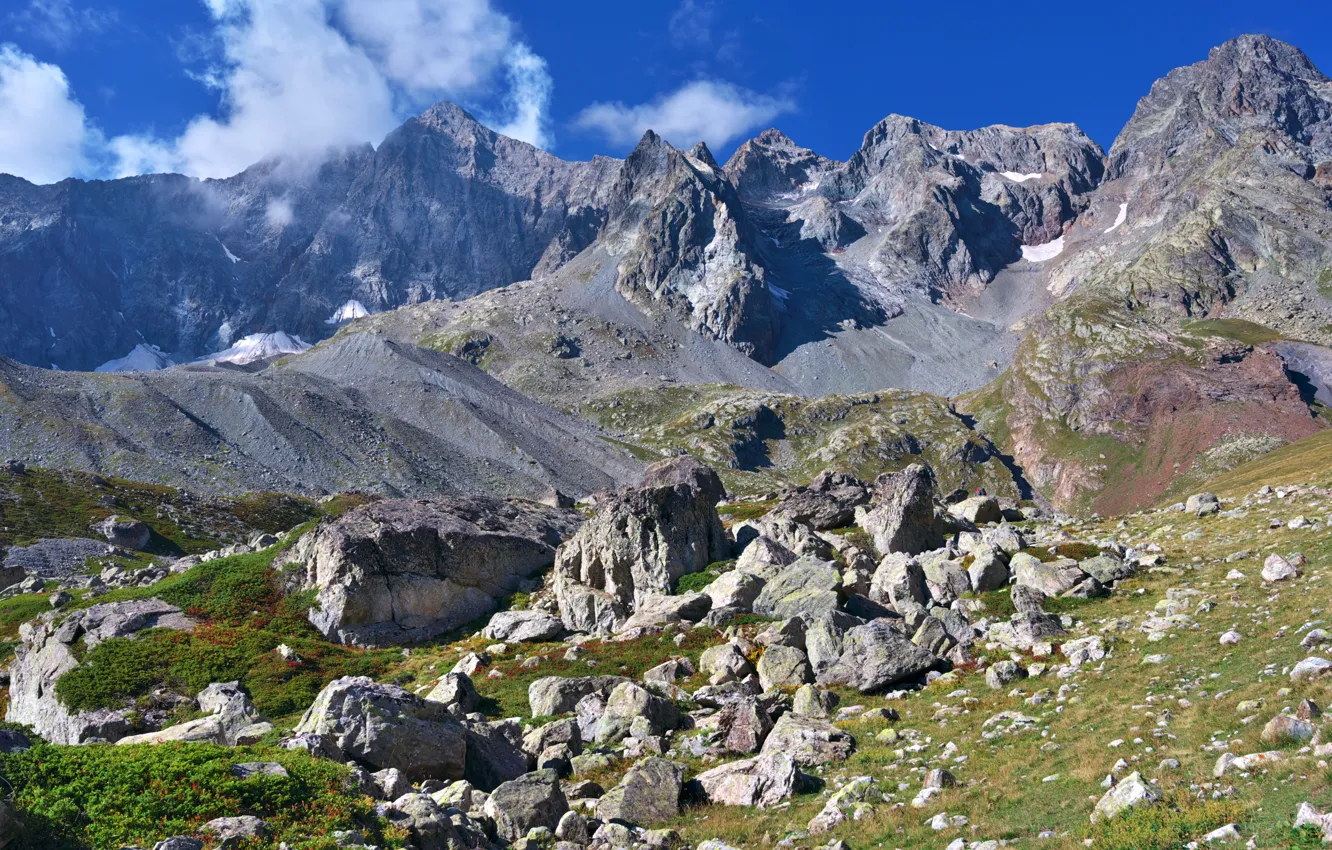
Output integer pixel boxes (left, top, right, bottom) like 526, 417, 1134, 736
0, 332, 641, 499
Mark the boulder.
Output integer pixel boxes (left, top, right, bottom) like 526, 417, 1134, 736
983, 523, 1025, 555
464, 720, 532, 791
967, 548, 1010, 593
699, 643, 756, 685
1011, 553, 1088, 597
597, 757, 684, 826
6, 598, 196, 744
702, 570, 765, 612
556, 584, 628, 634
766, 472, 870, 531
1090, 772, 1163, 823
483, 610, 564, 643
424, 672, 482, 715
617, 593, 712, 632
644, 657, 695, 685
293, 677, 467, 782
483, 769, 568, 842
921, 558, 971, 605
1080, 553, 1134, 585
386, 793, 468, 850
287, 497, 581, 645
734, 535, 799, 578
987, 613, 1066, 650
802, 613, 851, 677
757, 645, 814, 691
752, 557, 842, 620
820, 619, 937, 693
1185, 492, 1220, 515
199, 816, 266, 849
693, 751, 800, 808
868, 554, 927, 610
760, 713, 854, 766
97, 515, 152, 550
1262, 554, 1301, 582
985, 660, 1027, 690
528, 676, 630, 717
861, 465, 942, 556
117, 682, 267, 747
555, 459, 730, 634
716, 697, 773, 753
596, 682, 682, 743
792, 684, 839, 719
949, 496, 1001, 525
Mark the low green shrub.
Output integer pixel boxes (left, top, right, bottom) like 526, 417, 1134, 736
1084, 791, 1242, 850
0, 741, 403, 849
673, 560, 735, 595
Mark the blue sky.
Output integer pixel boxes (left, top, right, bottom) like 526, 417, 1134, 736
0, 0, 1328, 184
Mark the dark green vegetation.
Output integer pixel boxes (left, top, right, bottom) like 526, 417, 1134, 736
0, 740, 403, 850
672, 560, 735, 595
54, 550, 396, 724
1084, 793, 1241, 850
0, 466, 319, 554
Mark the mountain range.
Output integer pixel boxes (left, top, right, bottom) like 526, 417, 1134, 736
0, 33, 1329, 513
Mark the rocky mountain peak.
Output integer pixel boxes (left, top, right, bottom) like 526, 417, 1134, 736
1108, 34, 1332, 180
725, 129, 837, 201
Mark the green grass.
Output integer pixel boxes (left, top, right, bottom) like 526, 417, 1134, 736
1085, 792, 1242, 850
673, 560, 735, 594
1182, 318, 1283, 345
1188, 429, 1332, 499
0, 740, 404, 850
54, 549, 397, 724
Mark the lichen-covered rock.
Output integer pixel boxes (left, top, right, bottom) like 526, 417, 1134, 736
862, 465, 943, 556
555, 458, 730, 634
767, 472, 870, 531
1010, 552, 1088, 596
7, 598, 196, 744
293, 677, 467, 782
693, 751, 800, 808
820, 619, 938, 692
753, 557, 842, 620
483, 610, 564, 643
1090, 772, 1163, 823
528, 676, 630, 717
757, 645, 814, 691
759, 713, 855, 766
288, 497, 580, 645
596, 757, 685, 826
483, 769, 568, 842
116, 682, 267, 747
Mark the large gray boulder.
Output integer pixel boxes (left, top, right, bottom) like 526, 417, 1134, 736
757, 645, 814, 691
528, 676, 630, 717
693, 751, 800, 808
6, 598, 197, 744
819, 619, 938, 692
596, 682, 682, 743
293, 677, 468, 782
117, 682, 268, 746
287, 497, 581, 645
617, 593, 712, 632
555, 458, 731, 634
483, 769, 568, 841
868, 554, 927, 610
97, 515, 153, 550
753, 557, 842, 620
759, 713, 855, 766
766, 472, 870, 531
483, 610, 564, 643
1011, 553, 1088, 597
703, 570, 765, 611
597, 757, 685, 825
385, 794, 468, 850
861, 465, 943, 556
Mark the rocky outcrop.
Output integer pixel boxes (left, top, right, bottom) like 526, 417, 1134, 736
293, 677, 468, 782
554, 458, 730, 633
862, 465, 944, 556
596, 757, 685, 825
693, 751, 801, 808
287, 497, 580, 645
483, 769, 568, 842
116, 682, 269, 746
7, 599, 197, 744
819, 619, 939, 692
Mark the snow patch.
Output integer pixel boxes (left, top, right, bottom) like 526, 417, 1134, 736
96, 344, 174, 373
1104, 203, 1128, 234
203, 332, 311, 366
1021, 235, 1065, 263
1001, 171, 1043, 183
326, 299, 371, 325
216, 237, 241, 263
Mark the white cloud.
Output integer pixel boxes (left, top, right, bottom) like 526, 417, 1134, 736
265, 197, 294, 228
108, 0, 553, 180
488, 43, 553, 149
669, 0, 715, 48
0, 44, 96, 184
575, 80, 794, 150
9, 0, 116, 50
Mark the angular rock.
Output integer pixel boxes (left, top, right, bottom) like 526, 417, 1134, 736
869, 554, 927, 610
759, 713, 855, 766
424, 672, 482, 715
862, 465, 943, 556
597, 681, 683, 743
597, 757, 684, 826
767, 473, 871, 531
820, 619, 938, 692
294, 676, 467, 782
200, 816, 266, 849
618, 593, 712, 632
117, 682, 267, 747
716, 696, 773, 753
967, 548, 1010, 593
757, 644, 814, 691
693, 751, 800, 808
1262, 553, 1301, 582
702, 570, 765, 612
484, 769, 569, 842
528, 676, 630, 717
753, 557, 842, 620
287, 497, 581, 645
483, 610, 565, 643
1011, 553, 1088, 596
949, 497, 1001, 525
791, 684, 840, 719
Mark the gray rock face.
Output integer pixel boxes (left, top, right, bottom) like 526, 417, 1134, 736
288, 497, 580, 645
596, 757, 685, 826
387, 793, 469, 850
757, 645, 814, 691
293, 676, 468, 782
484, 769, 569, 842
7, 598, 196, 744
596, 682, 683, 743
618, 593, 712, 632
483, 610, 565, 643
752, 557, 842, 620
863, 465, 943, 556
869, 554, 927, 610
820, 619, 939, 692
693, 751, 800, 808
716, 696, 773, 753
1011, 553, 1088, 597
767, 472, 871, 531
555, 458, 730, 633
200, 816, 267, 849
117, 682, 268, 747
759, 714, 855, 766
424, 673, 482, 716
528, 676, 630, 717
96, 515, 152, 550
